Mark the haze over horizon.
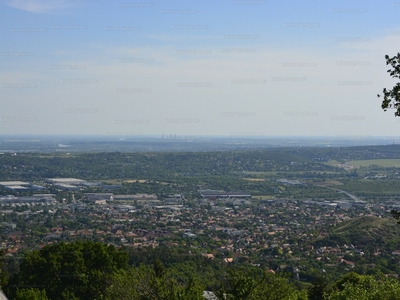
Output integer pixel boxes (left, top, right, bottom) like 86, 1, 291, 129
1, 0, 400, 137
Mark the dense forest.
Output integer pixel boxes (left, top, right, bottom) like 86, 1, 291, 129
3, 241, 400, 300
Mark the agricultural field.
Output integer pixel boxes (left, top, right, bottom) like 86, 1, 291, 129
347, 159, 400, 168
124, 179, 149, 183
310, 180, 344, 187
251, 195, 275, 200
243, 178, 266, 182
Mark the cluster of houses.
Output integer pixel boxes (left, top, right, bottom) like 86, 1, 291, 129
1, 182, 400, 280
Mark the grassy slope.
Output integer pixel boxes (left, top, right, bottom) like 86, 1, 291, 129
316, 216, 400, 246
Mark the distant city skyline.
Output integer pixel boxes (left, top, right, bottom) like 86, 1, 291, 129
1, 0, 400, 136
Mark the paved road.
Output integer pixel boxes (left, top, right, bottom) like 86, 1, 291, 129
319, 186, 361, 202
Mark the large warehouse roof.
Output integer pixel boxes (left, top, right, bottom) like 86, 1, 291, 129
47, 178, 84, 184
0, 181, 30, 186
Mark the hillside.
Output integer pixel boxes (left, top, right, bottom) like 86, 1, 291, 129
315, 216, 400, 247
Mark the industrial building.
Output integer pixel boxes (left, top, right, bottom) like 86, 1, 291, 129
46, 178, 85, 185
0, 195, 57, 205
85, 193, 114, 202
199, 189, 251, 199
113, 194, 158, 201
0, 181, 45, 191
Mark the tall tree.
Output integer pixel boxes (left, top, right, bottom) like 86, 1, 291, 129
378, 53, 400, 116
308, 276, 329, 300
378, 53, 400, 222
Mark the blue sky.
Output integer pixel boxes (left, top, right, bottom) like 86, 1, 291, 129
1, 0, 400, 137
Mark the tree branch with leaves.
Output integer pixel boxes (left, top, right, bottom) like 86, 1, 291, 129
378, 53, 400, 116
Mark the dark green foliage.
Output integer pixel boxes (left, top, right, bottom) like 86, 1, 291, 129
326, 273, 400, 300
308, 276, 328, 300
104, 263, 205, 300
14, 288, 49, 300
6, 241, 128, 300
214, 268, 307, 300
331, 272, 364, 292
7, 241, 400, 300
0, 249, 8, 289
106, 265, 306, 300
379, 53, 400, 116
127, 246, 224, 289
391, 209, 400, 224
214, 268, 266, 300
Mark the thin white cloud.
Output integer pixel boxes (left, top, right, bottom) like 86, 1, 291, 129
5, 0, 70, 14
2, 30, 399, 136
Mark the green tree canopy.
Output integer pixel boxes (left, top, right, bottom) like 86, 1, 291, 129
105, 260, 205, 300
6, 241, 128, 300
14, 288, 49, 300
214, 268, 307, 300
326, 273, 400, 300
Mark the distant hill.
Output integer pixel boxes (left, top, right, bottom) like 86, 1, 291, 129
314, 216, 400, 247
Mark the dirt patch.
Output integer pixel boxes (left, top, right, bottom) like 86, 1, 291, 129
244, 178, 266, 182
124, 179, 148, 183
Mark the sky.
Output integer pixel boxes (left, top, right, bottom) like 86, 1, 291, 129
1, 0, 400, 137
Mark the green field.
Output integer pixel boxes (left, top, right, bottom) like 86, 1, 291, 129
347, 159, 400, 168
252, 195, 275, 200
244, 178, 266, 182
332, 216, 394, 234
243, 171, 339, 176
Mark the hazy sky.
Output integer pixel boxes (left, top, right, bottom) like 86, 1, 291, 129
1, 0, 400, 137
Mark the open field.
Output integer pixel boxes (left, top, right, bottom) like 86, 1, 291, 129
332, 216, 393, 234
311, 180, 343, 187
324, 160, 342, 166
323, 160, 354, 170
252, 195, 275, 200
244, 178, 266, 182
243, 171, 340, 177
100, 179, 124, 184
347, 159, 400, 168
341, 180, 400, 196
243, 171, 278, 176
